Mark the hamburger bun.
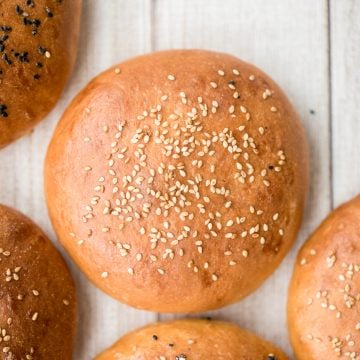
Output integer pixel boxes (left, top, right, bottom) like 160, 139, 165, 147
45, 49, 309, 312
0, 204, 77, 359
95, 319, 288, 360
0, 0, 82, 148
288, 196, 360, 359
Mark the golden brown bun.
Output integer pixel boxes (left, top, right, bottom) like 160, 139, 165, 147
0, 204, 77, 359
0, 0, 82, 148
95, 319, 288, 360
288, 196, 360, 359
45, 49, 309, 312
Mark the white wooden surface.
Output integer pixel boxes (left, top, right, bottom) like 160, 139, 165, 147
0, 1, 357, 359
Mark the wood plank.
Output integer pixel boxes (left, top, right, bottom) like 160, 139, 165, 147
331, 0, 360, 206
153, 0, 331, 356
0, 1, 154, 359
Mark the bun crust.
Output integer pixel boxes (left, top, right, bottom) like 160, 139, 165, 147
45, 49, 308, 312
0, 204, 77, 359
288, 196, 360, 359
0, 0, 82, 148
95, 319, 288, 360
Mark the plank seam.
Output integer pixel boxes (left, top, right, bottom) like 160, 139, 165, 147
327, 0, 334, 210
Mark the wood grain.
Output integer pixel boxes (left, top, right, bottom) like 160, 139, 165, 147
0, 0, 344, 358
331, 0, 360, 207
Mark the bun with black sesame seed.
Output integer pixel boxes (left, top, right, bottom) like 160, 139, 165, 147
0, 0, 82, 148
45, 49, 309, 312
95, 319, 288, 360
0, 204, 77, 359
288, 195, 360, 359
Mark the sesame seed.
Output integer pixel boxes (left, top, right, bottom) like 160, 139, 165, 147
167, 74, 175, 81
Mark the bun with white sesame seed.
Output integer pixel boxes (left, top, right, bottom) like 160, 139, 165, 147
288, 195, 360, 359
95, 319, 288, 360
45, 49, 309, 312
0, 204, 77, 359
0, 0, 82, 149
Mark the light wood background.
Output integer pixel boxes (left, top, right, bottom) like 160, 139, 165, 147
0, 1, 359, 359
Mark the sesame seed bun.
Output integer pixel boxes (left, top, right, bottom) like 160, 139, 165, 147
95, 319, 288, 360
288, 196, 360, 359
0, 0, 82, 149
45, 49, 309, 312
0, 204, 77, 359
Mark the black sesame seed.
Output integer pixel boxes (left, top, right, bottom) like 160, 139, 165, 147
0, 26, 12, 32
268, 165, 274, 170
38, 46, 46, 55
0, 35, 9, 42
23, 18, 32, 26
45, 7, 54, 17
15, 5, 23, 15
168, 343, 174, 347
0, 104, 8, 118
152, 335, 158, 341
36, 61, 43, 68
26, 0, 35, 8
33, 74, 40, 80
2, 53, 12, 65
19, 52, 29, 63
32, 19, 41, 27
0, 44, 5, 52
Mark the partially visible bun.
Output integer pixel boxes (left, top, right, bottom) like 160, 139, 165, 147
96, 319, 288, 360
0, 0, 82, 148
288, 196, 360, 359
46, 49, 308, 312
0, 204, 77, 359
